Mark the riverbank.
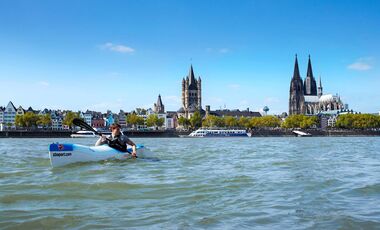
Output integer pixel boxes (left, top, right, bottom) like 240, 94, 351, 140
0, 130, 191, 138
1, 129, 380, 138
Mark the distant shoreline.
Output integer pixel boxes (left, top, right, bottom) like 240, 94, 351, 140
1, 129, 380, 138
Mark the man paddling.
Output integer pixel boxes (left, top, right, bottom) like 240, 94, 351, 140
95, 123, 137, 157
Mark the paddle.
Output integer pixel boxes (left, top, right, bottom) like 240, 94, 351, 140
72, 118, 135, 156
73, 118, 102, 136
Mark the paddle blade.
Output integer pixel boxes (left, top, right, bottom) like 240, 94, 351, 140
73, 118, 100, 135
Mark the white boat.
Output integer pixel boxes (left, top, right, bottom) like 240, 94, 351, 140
48, 143, 151, 167
70, 130, 112, 138
70, 130, 97, 138
188, 128, 251, 137
292, 130, 312, 137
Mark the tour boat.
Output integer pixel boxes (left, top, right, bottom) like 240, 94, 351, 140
187, 128, 251, 137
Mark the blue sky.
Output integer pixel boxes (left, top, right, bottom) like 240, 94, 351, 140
0, 0, 379, 114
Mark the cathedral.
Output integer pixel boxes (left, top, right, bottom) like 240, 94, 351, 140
177, 65, 204, 119
289, 55, 344, 115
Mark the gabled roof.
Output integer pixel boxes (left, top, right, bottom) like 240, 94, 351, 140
6, 101, 17, 111
17, 106, 25, 113
27, 106, 34, 112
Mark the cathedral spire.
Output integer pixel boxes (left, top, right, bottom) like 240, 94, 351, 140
292, 54, 301, 80
318, 75, 323, 97
306, 55, 314, 79
304, 55, 318, 95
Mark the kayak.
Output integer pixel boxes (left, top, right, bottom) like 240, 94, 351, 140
48, 143, 148, 167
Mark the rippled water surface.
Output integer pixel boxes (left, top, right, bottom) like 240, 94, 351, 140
0, 137, 379, 229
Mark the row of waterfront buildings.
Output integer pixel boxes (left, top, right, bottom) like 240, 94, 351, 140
1, 55, 370, 131
0, 99, 174, 131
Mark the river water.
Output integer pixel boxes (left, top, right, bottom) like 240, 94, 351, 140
0, 137, 379, 229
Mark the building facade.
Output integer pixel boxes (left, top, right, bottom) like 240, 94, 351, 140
289, 55, 344, 115
3, 101, 17, 128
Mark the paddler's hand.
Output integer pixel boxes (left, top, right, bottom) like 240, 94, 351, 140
131, 145, 137, 158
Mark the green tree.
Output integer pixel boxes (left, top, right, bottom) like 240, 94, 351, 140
37, 114, 52, 128
260, 116, 282, 127
238, 117, 250, 128
127, 113, 140, 129
156, 117, 165, 128
146, 114, 158, 127
15, 115, 25, 127
178, 116, 190, 129
137, 116, 145, 127
63, 111, 80, 129
203, 115, 219, 127
281, 115, 318, 129
189, 111, 202, 129
23, 112, 39, 128
214, 116, 225, 127
146, 114, 164, 128
336, 114, 380, 129
224, 116, 238, 127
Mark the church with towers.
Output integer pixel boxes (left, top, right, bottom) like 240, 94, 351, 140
177, 65, 204, 119
289, 55, 345, 115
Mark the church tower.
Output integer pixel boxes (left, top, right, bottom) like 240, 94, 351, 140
179, 65, 202, 118
303, 55, 317, 95
154, 94, 165, 113
289, 55, 305, 115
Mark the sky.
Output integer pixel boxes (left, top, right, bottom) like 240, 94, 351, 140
0, 0, 379, 114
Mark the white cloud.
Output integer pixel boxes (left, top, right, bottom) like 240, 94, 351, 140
348, 57, 373, 71
219, 48, 229, 53
228, 84, 240, 89
205, 47, 230, 54
101, 42, 135, 54
37, 81, 49, 87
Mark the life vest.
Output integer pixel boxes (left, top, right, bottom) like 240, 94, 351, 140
107, 135, 127, 152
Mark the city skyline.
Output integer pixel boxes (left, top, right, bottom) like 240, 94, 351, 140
0, 1, 379, 114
